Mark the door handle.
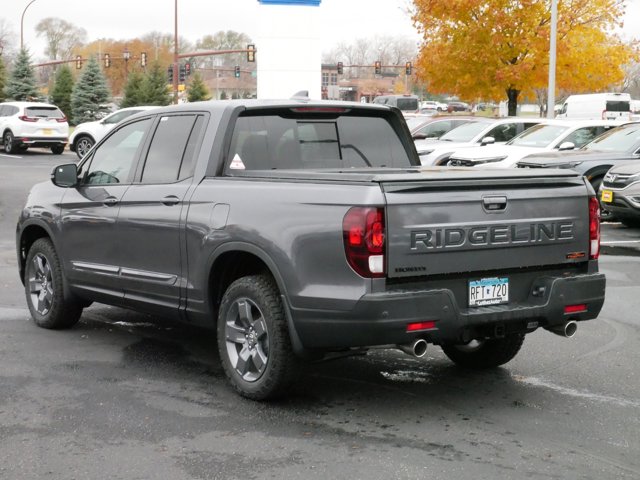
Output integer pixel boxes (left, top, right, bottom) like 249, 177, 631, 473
162, 195, 180, 206
103, 196, 118, 206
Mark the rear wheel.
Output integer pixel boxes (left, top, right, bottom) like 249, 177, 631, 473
24, 238, 83, 329
4, 131, 16, 154
217, 274, 300, 400
51, 145, 65, 155
441, 333, 525, 369
620, 217, 640, 228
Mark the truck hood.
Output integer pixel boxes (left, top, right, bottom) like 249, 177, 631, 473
516, 150, 634, 168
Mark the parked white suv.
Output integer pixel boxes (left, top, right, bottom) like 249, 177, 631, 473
69, 106, 158, 158
0, 101, 69, 154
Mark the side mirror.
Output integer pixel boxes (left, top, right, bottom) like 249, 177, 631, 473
480, 136, 495, 146
412, 133, 427, 140
558, 141, 576, 151
51, 163, 78, 187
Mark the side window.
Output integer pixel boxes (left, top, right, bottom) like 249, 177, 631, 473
140, 115, 202, 184
421, 120, 453, 138
563, 127, 599, 148
489, 123, 518, 142
103, 110, 136, 125
83, 118, 152, 185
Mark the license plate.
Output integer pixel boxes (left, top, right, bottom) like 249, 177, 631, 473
42, 128, 53, 135
469, 277, 509, 307
601, 189, 613, 203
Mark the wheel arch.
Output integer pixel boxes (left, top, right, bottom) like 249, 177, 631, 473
206, 242, 289, 319
18, 223, 55, 284
72, 132, 95, 148
584, 166, 612, 188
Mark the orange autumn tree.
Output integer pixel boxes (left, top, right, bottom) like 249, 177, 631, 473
412, 0, 635, 115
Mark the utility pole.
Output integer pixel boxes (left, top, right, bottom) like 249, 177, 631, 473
173, 0, 179, 104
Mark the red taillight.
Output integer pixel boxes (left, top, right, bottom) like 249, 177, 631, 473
55, 117, 67, 123
343, 207, 385, 278
19, 115, 38, 122
588, 197, 600, 259
564, 304, 587, 314
406, 321, 437, 332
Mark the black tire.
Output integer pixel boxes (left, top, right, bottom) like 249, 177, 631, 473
590, 176, 615, 221
4, 131, 16, 154
24, 238, 82, 329
441, 333, 525, 369
75, 136, 94, 159
620, 217, 640, 228
217, 274, 300, 400
18, 145, 28, 152
51, 145, 65, 155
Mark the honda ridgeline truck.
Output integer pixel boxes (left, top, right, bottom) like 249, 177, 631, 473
16, 100, 606, 399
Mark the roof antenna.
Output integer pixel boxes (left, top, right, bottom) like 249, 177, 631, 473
291, 90, 309, 100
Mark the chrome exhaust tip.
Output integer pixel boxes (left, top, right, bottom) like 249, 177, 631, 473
545, 320, 578, 338
397, 338, 428, 358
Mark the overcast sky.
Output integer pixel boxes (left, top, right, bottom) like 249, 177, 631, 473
1, 0, 639, 59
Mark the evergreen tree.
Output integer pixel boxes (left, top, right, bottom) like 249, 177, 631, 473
50, 65, 74, 124
4, 49, 39, 101
0, 57, 6, 103
120, 71, 145, 108
70, 56, 111, 124
186, 71, 210, 103
140, 62, 171, 106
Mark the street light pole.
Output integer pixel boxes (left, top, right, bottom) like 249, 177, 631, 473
173, 0, 179, 104
21, 0, 38, 51
547, 0, 558, 118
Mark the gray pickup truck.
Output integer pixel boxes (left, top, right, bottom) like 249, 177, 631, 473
16, 100, 606, 400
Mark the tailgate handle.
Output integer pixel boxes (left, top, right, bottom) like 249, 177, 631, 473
483, 196, 507, 211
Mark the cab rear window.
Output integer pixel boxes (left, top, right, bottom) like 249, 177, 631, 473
226, 112, 413, 171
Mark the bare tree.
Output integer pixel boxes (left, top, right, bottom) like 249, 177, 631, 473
35, 18, 86, 60
0, 19, 16, 57
622, 61, 640, 98
195, 31, 253, 68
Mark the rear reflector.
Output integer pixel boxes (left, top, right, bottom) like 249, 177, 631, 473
564, 304, 587, 314
406, 321, 437, 332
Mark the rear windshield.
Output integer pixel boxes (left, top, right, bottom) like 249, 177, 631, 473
227, 113, 412, 171
583, 123, 640, 152
25, 107, 65, 118
508, 124, 569, 148
605, 100, 630, 112
396, 98, 418, 111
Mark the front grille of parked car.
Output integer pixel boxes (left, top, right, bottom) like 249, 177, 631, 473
603, 173, 636, 189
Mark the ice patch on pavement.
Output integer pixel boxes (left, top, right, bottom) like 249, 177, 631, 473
514, 375, 640, 408
381, 370, 432, 384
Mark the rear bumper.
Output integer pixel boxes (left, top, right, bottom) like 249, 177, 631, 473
14, 136, 67, 148
289, 272, 606, 350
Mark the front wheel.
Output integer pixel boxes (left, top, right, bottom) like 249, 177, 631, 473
441, 333, 525, 369
24, 238, 83, 329
217, 274, 300, 400
75, 136, 94, 158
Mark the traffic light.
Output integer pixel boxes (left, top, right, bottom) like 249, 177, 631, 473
185, 62, 191, 77
246, 44, 255, 62
405, 61, 412, 75
337, 61, 343, 75
167, 65, 174, 84
374, 61, 381, 75
75, 55, 82, 69
104, 53, 110, 68
234, 65, 240, 78
179, 64, 186, 83
141, 52, 147, 67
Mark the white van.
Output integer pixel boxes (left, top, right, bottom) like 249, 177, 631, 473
372, 94, 419, 113
556, 93, 631, 121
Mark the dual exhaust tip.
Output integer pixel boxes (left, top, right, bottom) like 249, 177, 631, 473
545, 320, 578, 338
398, 338, 428, 358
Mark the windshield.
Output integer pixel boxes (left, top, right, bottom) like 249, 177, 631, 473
439, 120, 491, 142
508, 124, 569, 147
583, 123, 640, 152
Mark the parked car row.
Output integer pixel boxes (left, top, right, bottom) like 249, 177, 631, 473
407, 113, 640, 225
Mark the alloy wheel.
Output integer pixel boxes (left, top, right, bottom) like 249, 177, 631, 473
28, 253, 54, 315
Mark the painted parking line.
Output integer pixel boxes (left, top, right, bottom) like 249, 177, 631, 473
0, 153, 23, 159
601, 240, 640, 245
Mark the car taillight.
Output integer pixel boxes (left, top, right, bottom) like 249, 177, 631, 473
588, 197, 600, 259
19, 115, 38, 122
343, 207, 385, 278
55, 117, 67, 123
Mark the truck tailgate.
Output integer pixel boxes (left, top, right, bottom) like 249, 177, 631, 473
381, 172, 591, 278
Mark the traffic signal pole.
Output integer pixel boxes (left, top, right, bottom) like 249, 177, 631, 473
173, 0, 179, 104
